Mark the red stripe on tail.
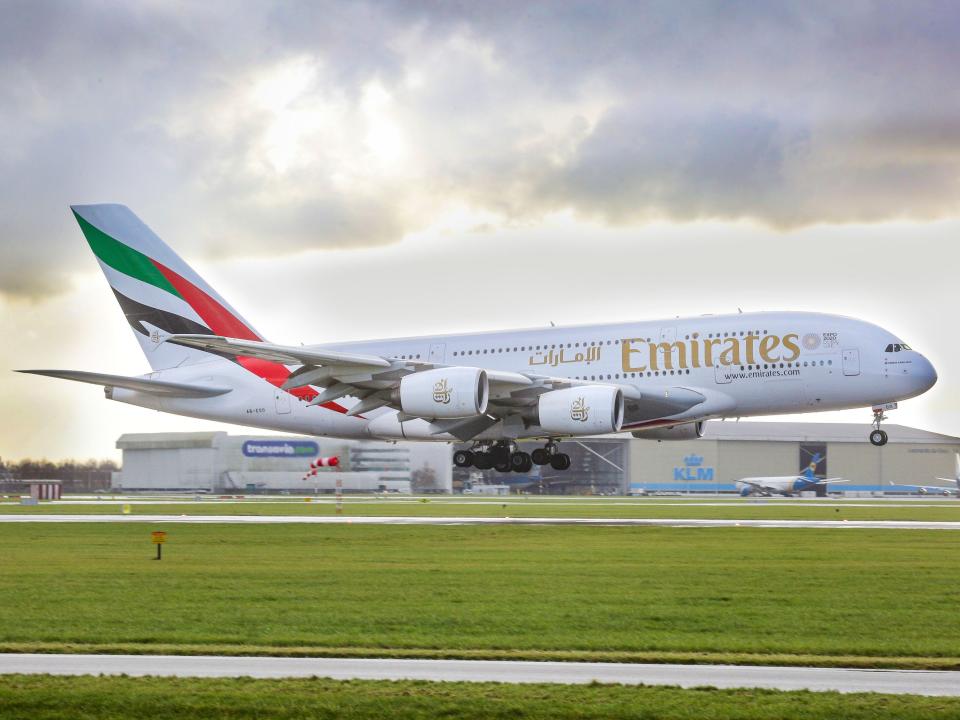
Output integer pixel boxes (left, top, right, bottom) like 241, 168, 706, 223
152, 260, 348, 414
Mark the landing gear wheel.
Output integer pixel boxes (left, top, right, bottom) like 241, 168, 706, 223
510, 451, 533, 473
869, 406, 892, 448
453, 450, 474, 468
494, 457, 512, 473
549, 453, 571, 471
531, 448, 551, 466
473, 452, 494, 470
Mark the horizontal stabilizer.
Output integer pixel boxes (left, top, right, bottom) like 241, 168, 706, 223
17, 370, 232, 398
165, 334, 391, 369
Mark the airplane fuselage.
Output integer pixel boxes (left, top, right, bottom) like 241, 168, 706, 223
111, 310, 937, 442
736, 476, 826, 497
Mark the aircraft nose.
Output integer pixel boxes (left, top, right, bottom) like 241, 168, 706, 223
914, 354, 938, 393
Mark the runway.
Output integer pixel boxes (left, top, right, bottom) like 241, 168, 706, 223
1, 654, 957, 695
1, 513, 959, 529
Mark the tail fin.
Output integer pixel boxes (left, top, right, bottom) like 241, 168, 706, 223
71, 204, 263, 370
801, 452, 823, 481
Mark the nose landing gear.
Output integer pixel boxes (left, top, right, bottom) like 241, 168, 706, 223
869, 404, 896, 446
869, 428, 888, 446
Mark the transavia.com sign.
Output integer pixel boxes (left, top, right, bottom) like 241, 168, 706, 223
242, 440, 319, 458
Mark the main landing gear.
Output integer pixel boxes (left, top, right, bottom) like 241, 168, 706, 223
454, 441, 571, 473
869, 404, 895, 446
531, 441, 570, 471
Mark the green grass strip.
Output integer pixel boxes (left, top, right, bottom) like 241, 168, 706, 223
3, 675, 960, 719
3, 524, 959, 667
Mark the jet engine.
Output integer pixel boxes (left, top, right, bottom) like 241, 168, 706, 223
631, 421, 705, 441
395, 367, 488, 419
537, 386, 624, 435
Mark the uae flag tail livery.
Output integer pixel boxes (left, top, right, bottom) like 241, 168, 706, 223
67, 204, 329, 406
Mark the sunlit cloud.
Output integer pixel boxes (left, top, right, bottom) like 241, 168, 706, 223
0, 1, 957, 457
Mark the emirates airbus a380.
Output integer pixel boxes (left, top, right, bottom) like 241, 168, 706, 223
22, 205, 938, 474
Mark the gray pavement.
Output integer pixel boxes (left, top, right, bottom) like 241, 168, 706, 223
0, 654, 958, 695
1, 513, 959, 529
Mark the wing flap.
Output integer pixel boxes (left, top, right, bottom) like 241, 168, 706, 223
165, 334, 391, 369
17, 369, 232, 398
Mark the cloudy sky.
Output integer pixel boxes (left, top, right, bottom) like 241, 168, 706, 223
2, 1, 958, 460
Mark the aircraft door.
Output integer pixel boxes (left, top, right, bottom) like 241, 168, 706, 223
429, 343, 446, 364
275, 388, 291, 414
842, 348, 860, 376
714, 363, 732, 384
658, 327, 679, 371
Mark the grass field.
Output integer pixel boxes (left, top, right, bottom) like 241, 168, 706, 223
3, 675, 960, 719
3, 495, 960, 521
2, 523, 958, 667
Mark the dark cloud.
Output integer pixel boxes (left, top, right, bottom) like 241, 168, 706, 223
2, 0, 960, 299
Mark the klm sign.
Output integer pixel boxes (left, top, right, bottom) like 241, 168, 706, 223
674, 454, 714, 482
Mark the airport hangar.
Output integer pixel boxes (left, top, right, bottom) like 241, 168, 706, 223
111, 422, 960, 496
113, 433, 453, 494
454, 422, 960, 495
617, 422, 960, 496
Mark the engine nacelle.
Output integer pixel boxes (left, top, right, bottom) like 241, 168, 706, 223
537, 386, 624, 435
631, 421, 705, 441
396, 367, 488, 419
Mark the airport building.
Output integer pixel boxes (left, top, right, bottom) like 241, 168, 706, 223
113, 432, 452, 494
112, 421, 959, 496
454, 422, 960, 495
624, 422, 960, 495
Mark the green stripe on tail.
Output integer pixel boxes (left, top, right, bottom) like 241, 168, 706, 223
73, 211, 182, 298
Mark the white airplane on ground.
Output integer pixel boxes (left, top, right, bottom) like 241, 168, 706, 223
889, 453, 960, 496
21, 205, 939, 474
736, 453, 844, 497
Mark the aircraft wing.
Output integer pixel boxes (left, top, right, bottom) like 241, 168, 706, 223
165, 334, 392, 369
164, 334, 707, 436
889, 481, 956, 494
16, 369, 232, 398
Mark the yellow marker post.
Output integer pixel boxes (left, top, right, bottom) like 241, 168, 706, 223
151, 530, 167, 560
122, 504, 131, 515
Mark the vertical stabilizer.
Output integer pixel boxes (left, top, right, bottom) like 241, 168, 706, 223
71, 204, 263, 371
801, 453, 823, 481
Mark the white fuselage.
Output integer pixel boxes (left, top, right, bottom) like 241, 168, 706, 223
109, 311, 937, 443
736, 476, 822, 497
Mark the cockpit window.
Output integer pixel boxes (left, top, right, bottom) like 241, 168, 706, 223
885, 343, 912, 353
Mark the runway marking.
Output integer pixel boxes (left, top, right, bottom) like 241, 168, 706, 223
1, 514, 959, 529
1, 654, 957, 695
